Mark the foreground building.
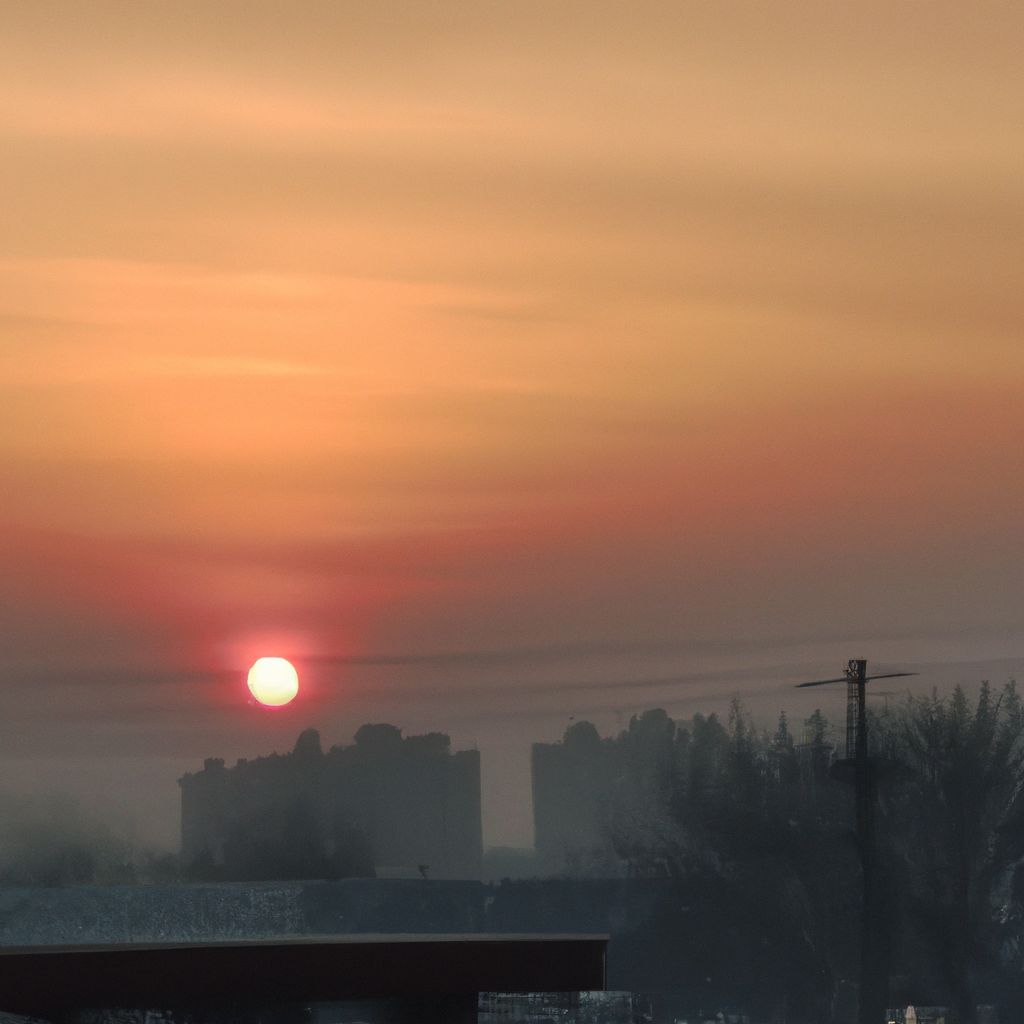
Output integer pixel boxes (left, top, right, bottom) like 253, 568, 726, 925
179, 725, 482, 880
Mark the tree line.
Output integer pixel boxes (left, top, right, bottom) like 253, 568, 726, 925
568, 685, 1024, 1023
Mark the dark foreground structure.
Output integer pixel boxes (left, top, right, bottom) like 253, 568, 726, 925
0, 934, 607, 1024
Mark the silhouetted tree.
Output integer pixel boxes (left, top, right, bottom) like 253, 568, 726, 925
879, 682, 1024, 1023
770, 711, 801, 816
0, 792, 133, 886
544, 690, 1024, 1020
217, 796, 374, 882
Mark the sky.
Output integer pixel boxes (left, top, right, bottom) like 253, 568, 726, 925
1, 3, 1023, 848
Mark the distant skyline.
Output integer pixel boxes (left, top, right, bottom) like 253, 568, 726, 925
1, 3, 1022, 847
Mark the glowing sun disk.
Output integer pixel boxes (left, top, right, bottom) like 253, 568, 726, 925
247, 656, 299, 707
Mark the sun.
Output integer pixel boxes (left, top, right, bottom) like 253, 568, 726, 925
247, 656, 299, 707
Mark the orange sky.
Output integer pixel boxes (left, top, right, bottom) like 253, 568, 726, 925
1, 3, 1022, 845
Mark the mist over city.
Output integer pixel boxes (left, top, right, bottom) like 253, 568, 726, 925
1, 4, 1022, 1023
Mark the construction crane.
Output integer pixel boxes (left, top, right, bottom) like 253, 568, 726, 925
796, 659, 917, 1024
797, 658, 917, 763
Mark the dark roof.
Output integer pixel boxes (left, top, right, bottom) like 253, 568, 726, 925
0, 933, 608, 1016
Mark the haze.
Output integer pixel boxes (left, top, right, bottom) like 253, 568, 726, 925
1, 3, 1022, 848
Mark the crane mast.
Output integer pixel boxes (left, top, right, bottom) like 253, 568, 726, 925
797, 659, 916, 1024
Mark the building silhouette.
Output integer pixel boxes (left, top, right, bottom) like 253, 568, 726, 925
533, 707, 842, 877
179, 725, 482, 880
532, 711, 679, 875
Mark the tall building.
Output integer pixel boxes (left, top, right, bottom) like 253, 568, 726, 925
532, 711, 679, 876
179, 725, 482, 881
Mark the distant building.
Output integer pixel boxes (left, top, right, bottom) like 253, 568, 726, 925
532, 710, 679, 876
533, 707, 843, 877
179, 725, 482, 881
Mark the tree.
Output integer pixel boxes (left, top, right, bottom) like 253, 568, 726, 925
218, 797, 374, 881
771, 711, 801, 810
0, 792, 133, 886
879, 682, 1024, 1023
